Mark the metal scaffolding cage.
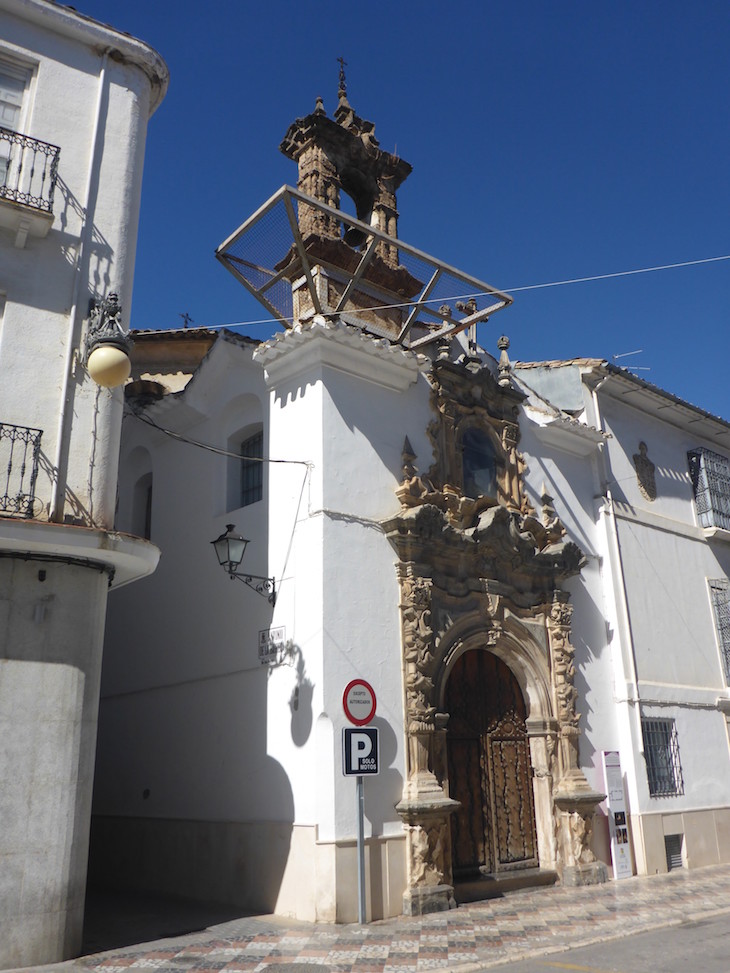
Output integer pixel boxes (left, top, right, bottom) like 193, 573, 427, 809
216, 185, 512, 349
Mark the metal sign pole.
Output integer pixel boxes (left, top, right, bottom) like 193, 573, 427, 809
356, 774, 366, 923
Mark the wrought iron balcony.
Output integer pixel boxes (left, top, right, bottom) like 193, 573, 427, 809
0, 422, 42, 518
0, 127, 59, 214
688, 447, 730, 533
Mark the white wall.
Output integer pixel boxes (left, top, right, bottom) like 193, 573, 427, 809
98, 337, 283, 821
0, 1, 166, 524
260, 323, 430, 842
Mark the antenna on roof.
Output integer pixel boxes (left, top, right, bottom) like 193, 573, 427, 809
613, 349, 650, 374
179, 312, 194, 329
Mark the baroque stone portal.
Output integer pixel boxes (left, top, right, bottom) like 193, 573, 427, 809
384, 352, 607, 915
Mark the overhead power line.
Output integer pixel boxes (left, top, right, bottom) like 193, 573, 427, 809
165, 252, 730, 335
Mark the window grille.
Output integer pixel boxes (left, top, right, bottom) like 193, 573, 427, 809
688, 448, 730, 531
641, 718, 683, 797
240, 430, 263, 507
709, 579, 730, 684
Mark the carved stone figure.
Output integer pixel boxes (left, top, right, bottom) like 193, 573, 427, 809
408, 822, 448, 887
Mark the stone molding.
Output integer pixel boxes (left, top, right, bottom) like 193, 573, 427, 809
254, 316, 426, 392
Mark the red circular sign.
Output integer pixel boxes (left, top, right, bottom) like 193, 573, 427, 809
343, 679, 377, 726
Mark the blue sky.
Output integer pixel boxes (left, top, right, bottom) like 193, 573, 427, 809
80, 1, 730, 418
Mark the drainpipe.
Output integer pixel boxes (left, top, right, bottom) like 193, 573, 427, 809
49, 49, 110, 523
590, 374, 645, 805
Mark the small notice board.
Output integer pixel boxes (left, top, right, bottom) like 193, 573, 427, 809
602, 750, 633, 879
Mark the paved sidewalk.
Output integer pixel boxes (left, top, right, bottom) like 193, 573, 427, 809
17, 865, 730, 973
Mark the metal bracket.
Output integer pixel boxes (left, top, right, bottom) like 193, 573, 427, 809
228, 569, 277, 606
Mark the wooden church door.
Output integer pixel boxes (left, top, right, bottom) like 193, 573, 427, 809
445, 650, 539, 876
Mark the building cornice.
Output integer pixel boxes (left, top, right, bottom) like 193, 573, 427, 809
0, 0, 169, 113
586, 363, 730, 447
254, 316, 428, 391
0, 517, 159, 588
524, 407, 606, 456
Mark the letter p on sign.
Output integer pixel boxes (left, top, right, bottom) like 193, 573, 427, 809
343, 727, 379, 776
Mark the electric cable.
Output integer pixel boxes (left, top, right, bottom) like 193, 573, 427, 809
173, 253, 730, 334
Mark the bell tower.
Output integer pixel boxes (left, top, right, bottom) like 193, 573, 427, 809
280, 64, 411, 257
218, 69, 511, 348
277, 70, 423, 337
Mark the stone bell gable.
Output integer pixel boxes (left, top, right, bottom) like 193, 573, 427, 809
384, 347, 607, 916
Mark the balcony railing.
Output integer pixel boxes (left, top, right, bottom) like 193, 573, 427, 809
0, 128, 59, 214
0, 422, 42, 518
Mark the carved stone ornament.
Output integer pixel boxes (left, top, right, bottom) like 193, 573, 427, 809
385, 355, 607, 911
633, 441, 657, 501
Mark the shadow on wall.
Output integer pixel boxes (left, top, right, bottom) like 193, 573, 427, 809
90, 614, 294, 919
279, 640, 315, 748
564, 574, 608, 781
56, 176, 113, 296
363, 716, 403, 835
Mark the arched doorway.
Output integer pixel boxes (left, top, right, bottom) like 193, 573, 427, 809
445, 650, 538, 877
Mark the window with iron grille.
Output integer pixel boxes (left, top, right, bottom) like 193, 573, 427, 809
240, 430, 263, 507
709, 579, 730, 683
688, 448, 730, 531
641, 718, 684, 797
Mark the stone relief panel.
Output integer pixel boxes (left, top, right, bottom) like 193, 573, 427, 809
633, 441, 657, 501
385, 355, 607, 912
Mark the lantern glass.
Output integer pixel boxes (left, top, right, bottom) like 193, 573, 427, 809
212, 525, 248, 573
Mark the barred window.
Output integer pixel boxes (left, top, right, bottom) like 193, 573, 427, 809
641, 718, 684, 797
709, 579, 730, 684
240, 430, 263, 507
688, 448, 730, 531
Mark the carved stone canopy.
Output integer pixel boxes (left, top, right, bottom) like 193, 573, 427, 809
385, 502, 584, 611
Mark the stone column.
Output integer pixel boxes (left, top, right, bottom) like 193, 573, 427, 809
395, 572, 459, 914
547, 591, 608, 885
297, 144, 340, 239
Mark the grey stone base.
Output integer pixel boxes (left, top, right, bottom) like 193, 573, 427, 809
561, 860, 609, 887
403, 884, 456, 916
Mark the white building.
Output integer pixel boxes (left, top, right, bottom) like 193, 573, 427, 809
0, 2, 167, 966
515, 359, 730, 875
91, 86, 730, 925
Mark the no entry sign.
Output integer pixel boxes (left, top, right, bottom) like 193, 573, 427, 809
343, 679, 376, 726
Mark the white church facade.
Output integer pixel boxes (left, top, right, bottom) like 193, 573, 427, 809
91, 85, 730, 923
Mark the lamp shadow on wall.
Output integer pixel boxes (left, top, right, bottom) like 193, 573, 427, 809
279, 640, 315, 748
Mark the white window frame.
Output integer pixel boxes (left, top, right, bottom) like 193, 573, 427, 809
0, 50, 36, 135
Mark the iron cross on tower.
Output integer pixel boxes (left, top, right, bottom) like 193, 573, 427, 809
337, 56, 347, 94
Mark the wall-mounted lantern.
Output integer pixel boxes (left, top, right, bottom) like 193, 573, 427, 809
211, 524, 276, 605
86, 292, 132, 388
